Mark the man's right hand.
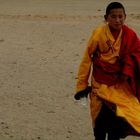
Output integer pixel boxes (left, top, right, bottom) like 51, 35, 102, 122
74, 86, 92, 100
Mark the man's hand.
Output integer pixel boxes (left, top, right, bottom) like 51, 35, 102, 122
74, 86, 92, 100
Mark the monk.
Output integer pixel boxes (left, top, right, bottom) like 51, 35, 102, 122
74, 2, 140, 140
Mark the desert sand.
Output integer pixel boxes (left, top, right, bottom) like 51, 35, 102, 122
0, 0, 139, 140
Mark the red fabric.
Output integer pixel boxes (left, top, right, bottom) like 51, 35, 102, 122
92, 25, 140, 101
92, 56, 122, 86
120, 25, 140, 102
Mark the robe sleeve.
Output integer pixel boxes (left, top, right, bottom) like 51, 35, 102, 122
122, 32, 140, 77
76, 30, 98, 92
121, 27, 140, 99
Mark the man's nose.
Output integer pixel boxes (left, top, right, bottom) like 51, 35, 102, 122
116, 17, 120, 22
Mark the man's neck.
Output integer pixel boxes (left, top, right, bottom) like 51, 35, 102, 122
109, 25, 121, 40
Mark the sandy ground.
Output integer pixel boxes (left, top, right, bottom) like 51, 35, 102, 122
0, 0, 139, 140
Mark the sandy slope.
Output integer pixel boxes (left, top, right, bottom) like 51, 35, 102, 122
0, 0, 139, 140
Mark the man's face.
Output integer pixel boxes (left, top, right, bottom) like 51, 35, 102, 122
106, 8, 126, 30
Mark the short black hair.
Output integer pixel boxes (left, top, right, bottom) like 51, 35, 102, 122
106, 2, 125, 16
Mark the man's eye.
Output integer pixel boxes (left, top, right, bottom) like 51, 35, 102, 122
111, 15, 116, 18
119, 15, 123, 18
111, 15, 123, 19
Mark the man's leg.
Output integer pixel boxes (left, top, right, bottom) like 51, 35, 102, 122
94, 104, 110, 140
107, 112, 125, 140
107, 119, 121, 140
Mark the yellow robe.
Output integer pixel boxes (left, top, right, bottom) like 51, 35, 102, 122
76, 24, 140, 133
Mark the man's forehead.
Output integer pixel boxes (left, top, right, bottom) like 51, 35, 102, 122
109, 8, 125, 14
